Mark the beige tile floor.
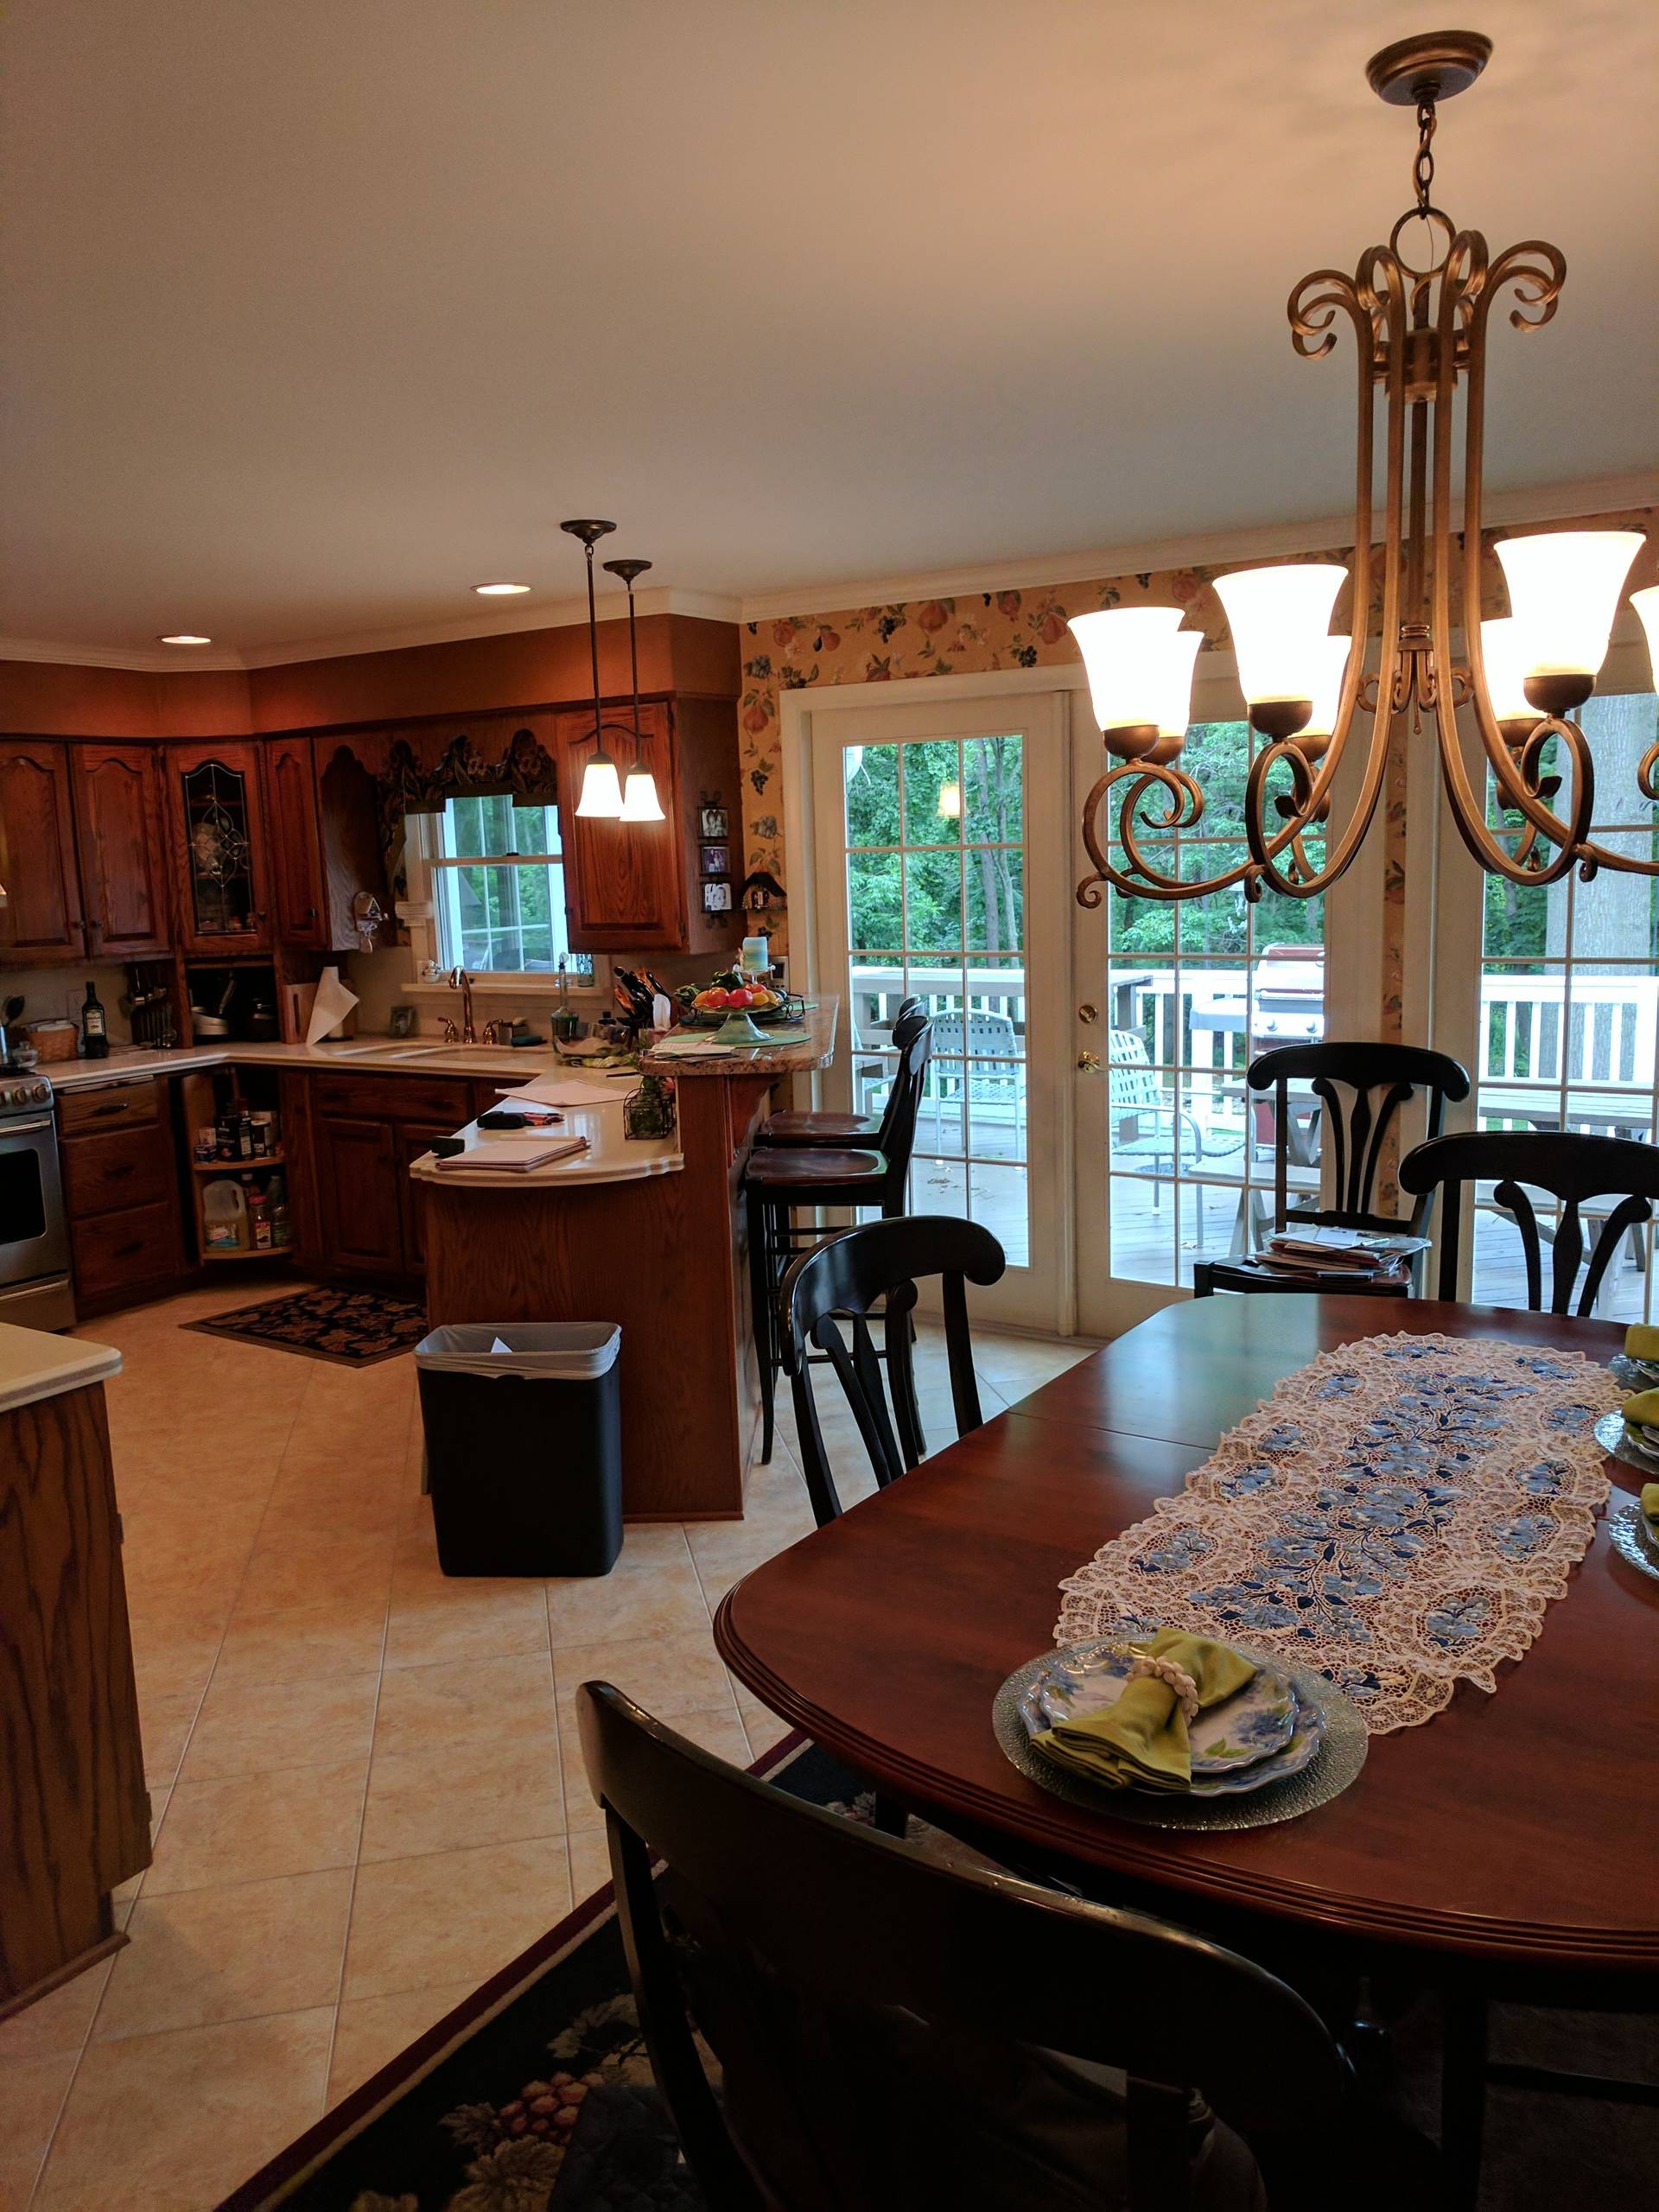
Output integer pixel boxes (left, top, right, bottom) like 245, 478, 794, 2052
1, 1279, 1090, 2212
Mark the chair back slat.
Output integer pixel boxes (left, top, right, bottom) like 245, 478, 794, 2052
783, 1215, 1004, 1522
578, 1683, 1355, 2212
1249, 1044, 1471, 1230
1401, 1130, 1659, 1314
872, 1005, 930, 1151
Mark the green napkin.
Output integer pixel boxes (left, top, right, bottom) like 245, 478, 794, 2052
1031, 1630, 1258, 1793
1643, 1484, 1659, 1529
1622, 1386, 1659, 1436
1626, 1324, 1659, 1365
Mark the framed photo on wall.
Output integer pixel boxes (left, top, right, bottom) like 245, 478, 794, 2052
699, 843, 728, 877
701, 879, 733, 912
699, 805, 729, 839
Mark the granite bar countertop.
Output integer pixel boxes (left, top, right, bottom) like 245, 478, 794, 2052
639, 995, 839, 1080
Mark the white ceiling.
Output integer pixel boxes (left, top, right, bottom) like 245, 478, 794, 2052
3, 0, 1656, 662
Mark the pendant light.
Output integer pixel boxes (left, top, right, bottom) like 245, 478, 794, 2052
603, 556, 665, 822
561, 518, 623, 818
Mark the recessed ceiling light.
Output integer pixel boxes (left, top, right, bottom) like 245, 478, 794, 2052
158, 633, 213, 645
473, 582, 531, 596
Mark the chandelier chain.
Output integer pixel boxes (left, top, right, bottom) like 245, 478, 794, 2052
1413, 96, 1437, 213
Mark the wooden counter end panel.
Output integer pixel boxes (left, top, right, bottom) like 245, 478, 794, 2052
0, 1381, 149, 2013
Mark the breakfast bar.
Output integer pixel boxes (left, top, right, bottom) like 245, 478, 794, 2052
413, 998, 838, 1520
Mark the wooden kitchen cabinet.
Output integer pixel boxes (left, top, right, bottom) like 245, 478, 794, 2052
556, 698, 742, 957
396, 1120, 457, 1271
165, 741, 272, 954
315, 1115, 405, 1274
0, 738, 86, 963
57, 1077, 186, 1315
266, 735, 327, 947
0, 1374, 150, 2015
69, 741, 171, 959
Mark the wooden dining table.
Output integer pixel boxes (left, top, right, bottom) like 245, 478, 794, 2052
715, 1294, 1657, 2000
717, 1293, 1658, 2201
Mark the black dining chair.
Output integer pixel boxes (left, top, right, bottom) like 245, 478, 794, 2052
1192, 1042, 1470, 1298
577, 1681, 1429, 2212
758, 1000, 928, 1148
1399, 1128, 1659, 1313
780, 1213, 1007, 1526
744, 1015, 933, 1461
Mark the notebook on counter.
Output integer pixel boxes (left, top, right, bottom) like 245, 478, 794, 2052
434, 1135, 590, 1173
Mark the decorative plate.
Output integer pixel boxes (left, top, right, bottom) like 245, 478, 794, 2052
1609, 1352, 1659, 1394
1594, 1408, 1659, 1479
1607, 1499, 1659, 1584
1014, 1640, 1298, 1778
992, 1647, 1367, 1833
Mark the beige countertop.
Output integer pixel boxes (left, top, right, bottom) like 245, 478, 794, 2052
0, 1322, 120, 1413
408, 1096, 681, 1189
43, 1038, 634, 1090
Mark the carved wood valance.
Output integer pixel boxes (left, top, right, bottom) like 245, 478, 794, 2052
380, 724, 559, 818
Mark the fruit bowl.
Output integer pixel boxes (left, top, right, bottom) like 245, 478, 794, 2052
683, 989, 790, 1027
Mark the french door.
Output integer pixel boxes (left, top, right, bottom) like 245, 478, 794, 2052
1427, 671, 1659, 1318
806, 690, 1068, 1330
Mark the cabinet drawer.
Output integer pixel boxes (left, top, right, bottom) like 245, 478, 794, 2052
71, 1201, 179, 1298
311, 1073, 473, 1123
60, 1119, 174, 1219
58, 1081, 161, 1135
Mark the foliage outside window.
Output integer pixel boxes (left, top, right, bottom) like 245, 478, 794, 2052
430, 794, 594, 979
844, 735, 1023, 957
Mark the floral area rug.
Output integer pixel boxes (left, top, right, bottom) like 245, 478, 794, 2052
1057, 1332, 1622, 1732
185, 1286, 429, 1366
219, 1738, 842, 2212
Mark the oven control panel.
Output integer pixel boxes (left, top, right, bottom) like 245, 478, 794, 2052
0, 1078, 54, 1112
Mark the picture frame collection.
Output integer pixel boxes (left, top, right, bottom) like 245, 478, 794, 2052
698, 803, 732, 912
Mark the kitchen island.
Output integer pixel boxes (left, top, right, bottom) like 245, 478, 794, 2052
413, 999, 838, 1520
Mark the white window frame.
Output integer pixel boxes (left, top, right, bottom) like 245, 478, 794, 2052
400, 806, 609, 999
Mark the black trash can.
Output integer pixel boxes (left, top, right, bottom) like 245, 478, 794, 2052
416, 1323, 623, 1578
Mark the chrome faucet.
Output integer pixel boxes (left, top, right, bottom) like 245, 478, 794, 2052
448, 967, 477, 1045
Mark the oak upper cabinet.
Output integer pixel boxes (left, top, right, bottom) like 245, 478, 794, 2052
0, 739, 86, 963
266, 735, 327, 947
556, 698, 742, 956
166, 741, 272, 955
69, 742, 171, 959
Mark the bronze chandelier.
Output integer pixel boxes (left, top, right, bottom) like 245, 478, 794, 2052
1072, 29, 1659, 911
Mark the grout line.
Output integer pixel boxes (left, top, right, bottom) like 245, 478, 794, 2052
318, 1567, 393, 2112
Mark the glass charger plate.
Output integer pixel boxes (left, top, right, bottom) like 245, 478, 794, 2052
1608, 1353, 1659, 1394
992, 1647, 1367, 1832
1593, 1408, 1659, 1481
1607, 1500, 1659, 1584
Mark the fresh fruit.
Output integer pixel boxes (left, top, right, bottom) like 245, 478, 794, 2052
728, 986, 753, 1007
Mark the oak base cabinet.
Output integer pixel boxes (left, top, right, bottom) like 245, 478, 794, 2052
0, 1378, 149, 2016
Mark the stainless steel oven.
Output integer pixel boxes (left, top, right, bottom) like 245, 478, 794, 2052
0, 1073, 74, 1330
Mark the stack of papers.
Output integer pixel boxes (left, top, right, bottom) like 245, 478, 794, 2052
1254, 1224, 1428, 1281
497, 1074, 627, 1106
435, 1135, 589, 1173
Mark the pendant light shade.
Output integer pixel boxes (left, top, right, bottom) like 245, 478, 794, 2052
1480, 617, 1536, 724
1067, 607, 1201, 741
1495, 531, 1643, 682
1214, 564, 1347, 712
603, 553, 664, 823
1632, 586, 1659, 687
561, 518, 623, 819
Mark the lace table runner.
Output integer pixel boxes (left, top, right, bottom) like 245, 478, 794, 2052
1055, 1332, 1622, 1733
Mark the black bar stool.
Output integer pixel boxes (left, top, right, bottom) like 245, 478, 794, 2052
742, 1016, 932, 1462
758, 1001, 926, 1148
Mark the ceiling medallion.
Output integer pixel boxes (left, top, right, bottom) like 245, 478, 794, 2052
1072, 29, 1659, 908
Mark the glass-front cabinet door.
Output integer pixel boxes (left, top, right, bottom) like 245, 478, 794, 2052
168, 742, 271, 953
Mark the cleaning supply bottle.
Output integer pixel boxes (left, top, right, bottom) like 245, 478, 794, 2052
201, 1179, 248, 1252
269, 1174, 292, 1249
247, 1180, 273, 1250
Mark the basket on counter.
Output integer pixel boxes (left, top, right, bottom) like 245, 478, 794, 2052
26, 1020, 79, 1064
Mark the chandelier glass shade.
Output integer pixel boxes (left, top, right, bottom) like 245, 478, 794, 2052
1073, 30, 1655, 911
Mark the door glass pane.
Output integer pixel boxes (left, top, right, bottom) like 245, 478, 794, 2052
1099, 720, 1325, 1290
180, 759, 257, 938
843, 732, 1030, 1268
1473, 690, 1659, 1316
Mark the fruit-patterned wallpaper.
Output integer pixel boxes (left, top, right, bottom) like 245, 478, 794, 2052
736, 507, 1655, 1039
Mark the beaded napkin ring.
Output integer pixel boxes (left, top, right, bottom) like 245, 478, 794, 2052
1127, 1653, 1200, 1720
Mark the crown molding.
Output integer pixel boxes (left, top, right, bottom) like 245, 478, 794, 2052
736, 474, 1659, 622
0, 636, 249, 673
0, 587, 743, 677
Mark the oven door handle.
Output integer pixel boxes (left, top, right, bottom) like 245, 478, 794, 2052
3, 1117, 55, 1137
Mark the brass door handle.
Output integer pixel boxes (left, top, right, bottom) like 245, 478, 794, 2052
1077, 1002, 1099, 1024
1077, 1051, 1102, 1072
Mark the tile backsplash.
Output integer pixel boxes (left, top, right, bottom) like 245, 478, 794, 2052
0, 960, 133, 1046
